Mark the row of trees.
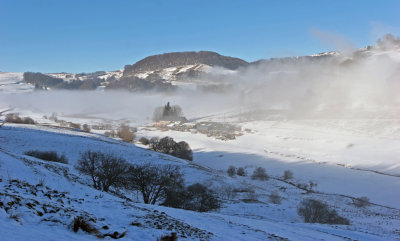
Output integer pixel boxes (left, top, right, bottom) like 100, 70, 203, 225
76, 151, 218, 211
5, 113, 35, 125
227, 166, 269, 180
23, 72, 102, 90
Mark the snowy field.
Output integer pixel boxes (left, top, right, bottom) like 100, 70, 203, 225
1, 123, 400, 240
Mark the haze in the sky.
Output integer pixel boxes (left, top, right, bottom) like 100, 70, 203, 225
0, 0, 399, 73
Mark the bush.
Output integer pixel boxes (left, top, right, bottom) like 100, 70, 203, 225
251, 167, 269, 181
158, 232, 178, 241
269, 191, 282, 204
297, 199, 350, 224
151, 136, 193, 161
227, 166, 236, 177
117, 124, 135, 142
72, 216, 99, 234
5, 113, 35, 124
126, 164, 184, 204
82, 124, 91, 133
236, 167, 246, 176
163, 183, 221, 212
175, 141, 193, 161
216, 184, 236, 200
139, 137, 149, 145
104, 130, 116, 138
69, 122, 81, 129
149, 136, 160, 148
283, 170, 293, 180
76, 151, 130, 192
25, 150, 68, 164
353, 196, 370, 208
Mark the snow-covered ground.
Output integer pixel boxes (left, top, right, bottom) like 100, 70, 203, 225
0, 72, 32, 94
1, 123, 399, 240
138, 117, 400, 208
1, 44, 400, 240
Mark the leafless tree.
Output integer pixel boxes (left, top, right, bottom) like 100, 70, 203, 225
76, 151, 129, 192
126, 164, 183, 204
98, 154, 130, 192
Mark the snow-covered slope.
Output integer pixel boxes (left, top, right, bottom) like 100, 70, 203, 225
0, 72, 32, 93
1, 124, 400, 240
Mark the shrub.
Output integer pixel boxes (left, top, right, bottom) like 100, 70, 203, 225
297, 199, 350, 225
126, 164, 184, 204
25, 150, 68, 164
72, 216, 99, 234
175, 141, 193, 161
283, 170, 293, 180
149, 136, 160, 148
163, 183, 221, 212
157, 232, 178, 241
227, 166, 236, 177
69, 122, 81, 129
139, 137, 149, 145
251, 167, 269, 181
236, 167, 246, 176
216, 184, 237, 200
117, 124, 135, 142
5, 113, 35, 124
104, 130, 116, 138
76, 151, 130, 192
22, 116, 35, 124
269, 191, 282, 204
353, 196, 370, 208
151, 136, 193, 161
82, 124, 91, 133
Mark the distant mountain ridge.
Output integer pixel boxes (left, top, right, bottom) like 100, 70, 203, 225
11, 34, 400, 93
123, 51, 249, 75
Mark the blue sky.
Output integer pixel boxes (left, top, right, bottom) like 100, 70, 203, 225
0, 0, 399, 73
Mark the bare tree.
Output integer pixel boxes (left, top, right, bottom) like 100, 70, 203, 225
126, 164, 183, 204
98, 154, 130, 192
76, 151, 129, 192
76, 150, 102, 189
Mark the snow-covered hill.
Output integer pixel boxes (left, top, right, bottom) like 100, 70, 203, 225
0, 72, 32, 94
1, 124, 400, 240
